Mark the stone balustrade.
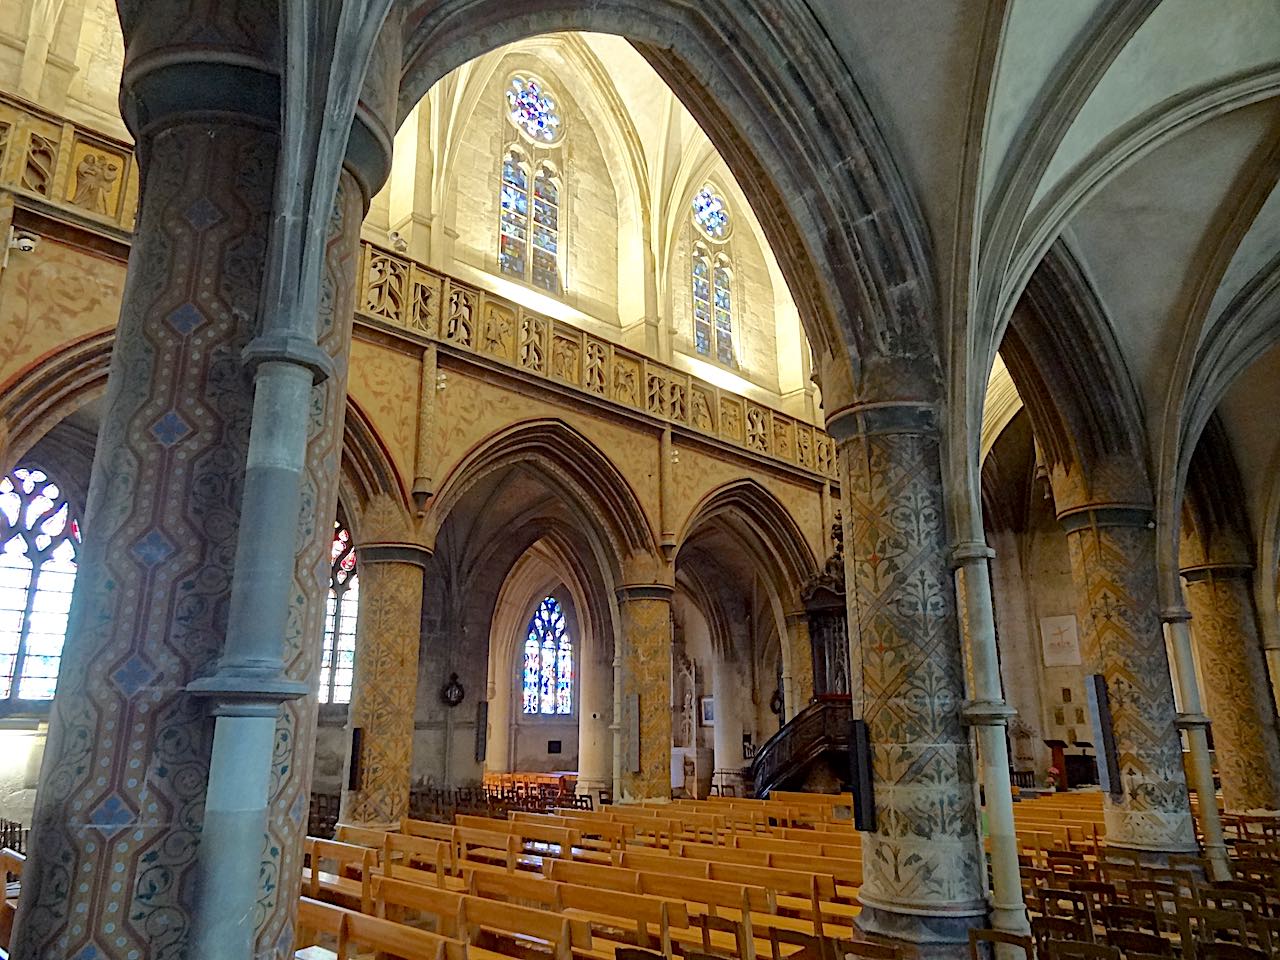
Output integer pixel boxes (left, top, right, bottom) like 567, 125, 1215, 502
0, 91, 837, 481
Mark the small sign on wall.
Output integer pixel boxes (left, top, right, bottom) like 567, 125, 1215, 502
1040, 615, 1082, 667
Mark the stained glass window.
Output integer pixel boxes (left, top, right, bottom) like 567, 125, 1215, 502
320, 521, 358, 705
692, 245, 735, 365
531, 167, 560, 293
0, 466, 80, 701
499, 151, 561, 294
521, 596, 572, 715
713, 260, 735, 365
506, 75, 562, 144
692, 185, 730, 240
692, 246, 713, 356
500, 150, 529, 279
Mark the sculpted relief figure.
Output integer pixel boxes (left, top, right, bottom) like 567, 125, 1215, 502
71, 152, 120, 214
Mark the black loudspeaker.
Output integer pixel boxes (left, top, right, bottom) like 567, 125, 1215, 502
1085, 674, 1122, 798
475, 701, 488, 763
348, 727, 364, 791
849, 718, 876, 832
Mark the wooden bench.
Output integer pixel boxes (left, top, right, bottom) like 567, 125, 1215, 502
296, 895, 466, 960
372, 875, 592, 960
304, 838, 376, 914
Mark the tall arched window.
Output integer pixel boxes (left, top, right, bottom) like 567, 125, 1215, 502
0, 466, 81, 701
320, 521, 358, 704
499, 74, 564, 295
521, 596, 572, 715
691, 185, 736, 366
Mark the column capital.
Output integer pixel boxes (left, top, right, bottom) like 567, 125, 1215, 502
1180, 562, 1254, 584
950, 540, 995, 566
359, 541, 433, 568
1059, 504, 1154, 533
616, 583, 674, 603
824, 401, 937, 442
961, 699, 1017, 726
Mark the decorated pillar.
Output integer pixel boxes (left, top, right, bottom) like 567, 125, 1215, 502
618, 584, 673, 801
1058, 506, 1198, 856
1181, 565, 1280, 811
830, 404, 986, 944
340, 542, 429, 828
11, 3, 397, 956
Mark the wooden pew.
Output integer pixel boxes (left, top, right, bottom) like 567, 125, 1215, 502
0, 848, 22, 953
455, 813, 580, 861
304, 838, 376, 914
296, 895, 465, 960
372, 875, 592, 960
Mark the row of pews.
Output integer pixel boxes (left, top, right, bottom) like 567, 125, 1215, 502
296, 791, 893, 960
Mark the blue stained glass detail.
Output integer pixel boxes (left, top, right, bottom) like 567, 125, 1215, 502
714, 264, 735, 365
692, 186, 730, 240
506, 76, 562, 143
521, 597, 572, 715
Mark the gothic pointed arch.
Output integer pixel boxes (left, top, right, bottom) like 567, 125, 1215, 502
424, 418, 657, 580
676, 478, 818, 608
399, 0, 938, 399
999, 240, 1150, 514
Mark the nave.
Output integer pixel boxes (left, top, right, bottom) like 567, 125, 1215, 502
0, 2, 1278, 959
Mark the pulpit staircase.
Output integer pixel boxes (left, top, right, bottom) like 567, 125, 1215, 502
749, 694, 852, 796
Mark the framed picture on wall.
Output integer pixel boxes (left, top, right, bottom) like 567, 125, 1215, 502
1040, 615, 1082, 667
699, 696, 715, 726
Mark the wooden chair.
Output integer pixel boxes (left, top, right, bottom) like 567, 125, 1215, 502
1103, 929, 1172, 958
1069, 879, 1118, 916
1177, 907, 1251, 958
1191, 944, 1268, 960
967, 927, 1033, 959
694, 912, 754, 960
1125, 881, 1181, 934
1043, 942, 1119, 959
1032, 916, 1093, 954
1099, 904, 1160, 934
1039, 888, 1093, 927
765, 927, 821, 960
825, 936, 902, 959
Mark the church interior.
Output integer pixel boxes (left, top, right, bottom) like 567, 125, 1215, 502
0, 2, 1278, 958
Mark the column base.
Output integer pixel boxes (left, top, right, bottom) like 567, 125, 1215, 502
855, 901, 987, 947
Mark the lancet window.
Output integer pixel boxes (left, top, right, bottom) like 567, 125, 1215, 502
0, 466, 80, 701
320, 521, 358, 705
521, 596, 572, 715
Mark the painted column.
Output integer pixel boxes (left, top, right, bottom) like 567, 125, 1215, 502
340, 543, 429, 828
577, 636, 613, 796
830, 404, 986, 944
11, 121, 365, 960
1181, 566, 1280, 811
953, 541, 1030, 937
1059, 507, 1198, 856
786, 612, 815, 711
618, 584, 673, 801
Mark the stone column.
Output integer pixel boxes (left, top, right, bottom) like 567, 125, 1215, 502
618, 584, 673, 801
830, 404, 986, 945
1181, 566, 1280, 811
785, 612, 815, 710
11, 111, 364, 960
712, 651, 746, 779
340, 543, 429, 828
485, 674, 513, 775
953, 541, 1030, 937
1059, 507, 1198, 856
577, 637, 613, 796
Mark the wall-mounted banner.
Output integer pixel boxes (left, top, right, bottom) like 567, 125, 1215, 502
1040, 615, 1082, 667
